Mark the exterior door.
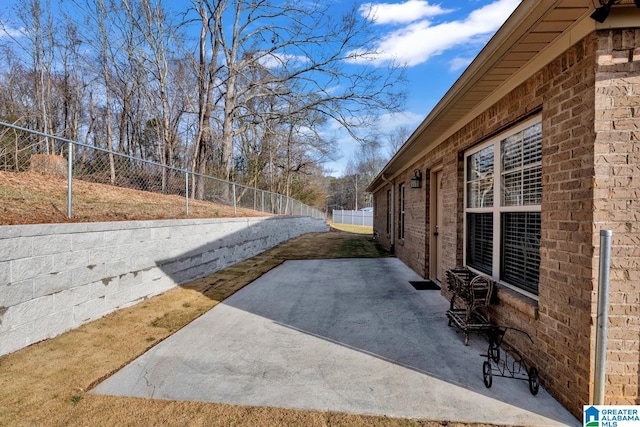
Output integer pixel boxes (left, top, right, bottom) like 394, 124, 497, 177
431, 169, 444, 282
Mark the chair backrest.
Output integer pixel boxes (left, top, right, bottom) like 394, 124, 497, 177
469, 275, 494, 307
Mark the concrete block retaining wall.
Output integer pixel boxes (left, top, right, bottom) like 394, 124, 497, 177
0, 216, 328, 356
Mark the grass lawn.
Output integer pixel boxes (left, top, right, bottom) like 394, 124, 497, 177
329, 222, 374, 235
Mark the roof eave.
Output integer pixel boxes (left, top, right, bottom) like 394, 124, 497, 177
367, 0, 596, 193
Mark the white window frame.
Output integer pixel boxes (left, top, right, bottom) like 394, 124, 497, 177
463, 116, 542, 300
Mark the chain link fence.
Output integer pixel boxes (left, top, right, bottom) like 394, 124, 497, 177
0, 121, 325, 220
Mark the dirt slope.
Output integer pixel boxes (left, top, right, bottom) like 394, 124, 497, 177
0, 170, 266, 225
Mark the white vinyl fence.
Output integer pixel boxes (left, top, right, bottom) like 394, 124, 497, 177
332, 209, 373, 226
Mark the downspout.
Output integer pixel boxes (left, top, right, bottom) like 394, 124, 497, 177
381, 174, 395, 254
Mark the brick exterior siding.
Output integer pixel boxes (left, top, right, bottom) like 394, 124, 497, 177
593, 28, 640, 405
393, 168, 427, 277
537, 33, 596, 414
373, 29, 640, 416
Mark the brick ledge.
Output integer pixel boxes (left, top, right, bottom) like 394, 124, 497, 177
496, 284, 539, 320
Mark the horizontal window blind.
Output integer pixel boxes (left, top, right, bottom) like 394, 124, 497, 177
466, 212, 493, 275
501, 122, 542, 207
501, 212, 541, 294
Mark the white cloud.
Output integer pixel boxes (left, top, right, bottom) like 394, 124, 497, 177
352, 0, 521, 67
448, 56, 474, 72
325, 111, 422, 135
258, 52, 308, 69
375, 111, 423, 132
360, 0, 451, 25
0, 23, 25, 39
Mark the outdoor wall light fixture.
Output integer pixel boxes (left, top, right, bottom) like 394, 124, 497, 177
591, 0, 640, 24
590, 0, 620, 23
410, 169, 422, 189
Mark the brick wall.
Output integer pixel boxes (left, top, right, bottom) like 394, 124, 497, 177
593, 28, 640, 405
537, 34, 597, 414
372, 31, 619, 416
393, 166, 428, 277
373, 188, 392, 250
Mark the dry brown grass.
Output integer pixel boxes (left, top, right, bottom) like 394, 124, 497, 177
0, 170, 266, 225
0, 172, 494, 426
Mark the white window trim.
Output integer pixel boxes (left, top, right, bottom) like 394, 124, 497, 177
463, 116, 542, 300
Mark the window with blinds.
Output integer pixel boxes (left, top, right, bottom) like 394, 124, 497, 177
464, 118, 542, 296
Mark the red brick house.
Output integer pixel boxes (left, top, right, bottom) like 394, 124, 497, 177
367, 0, 640, 417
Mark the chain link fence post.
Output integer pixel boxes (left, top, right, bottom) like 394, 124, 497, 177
232, 182, 237, 215
185, 171, 189, 217
67, 140, 73, 219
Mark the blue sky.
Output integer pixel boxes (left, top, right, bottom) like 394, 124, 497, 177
324, 0, 522, 176
0, 0, 522, 176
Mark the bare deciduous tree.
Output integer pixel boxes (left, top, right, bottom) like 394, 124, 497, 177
9, 0, 57, 153
201, 0, 404, 181
84, 0, 117, 183
0, 0, 406, 213
385, 125, 412, 158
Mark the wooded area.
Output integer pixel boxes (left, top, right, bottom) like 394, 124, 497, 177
0, 0, 407, 211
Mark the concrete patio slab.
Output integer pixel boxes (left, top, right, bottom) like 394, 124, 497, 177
93, 258, 580, 426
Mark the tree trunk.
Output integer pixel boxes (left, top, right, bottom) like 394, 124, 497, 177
97, 0, 116, 184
